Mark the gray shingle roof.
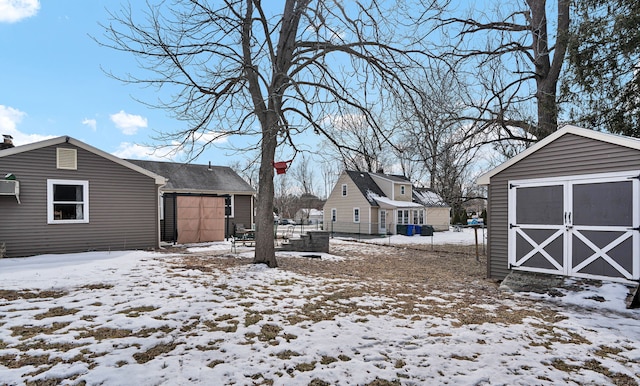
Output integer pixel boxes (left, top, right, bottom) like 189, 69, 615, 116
369, 172, 410, 182
345, 170, 385, 206
127, 159, 254, 194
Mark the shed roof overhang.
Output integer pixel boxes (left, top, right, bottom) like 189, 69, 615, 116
476, 125, 640, 185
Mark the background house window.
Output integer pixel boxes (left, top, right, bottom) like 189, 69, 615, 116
419, 209, 425, 224
353, 208, 360, 223
47, 179, 89, 224
397, 209, 409, 224
331, 208, 337, 222
341, 184, 347, 196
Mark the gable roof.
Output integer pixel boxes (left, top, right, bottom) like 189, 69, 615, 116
345, 170, 425, 209
127, 159, 255, 194
476, 125, 640, 185
345, 170, 385, 206
0, 136, 166, 184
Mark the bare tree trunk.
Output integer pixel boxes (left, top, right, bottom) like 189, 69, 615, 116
254, 122, 278, 267
528, 0, 570, 139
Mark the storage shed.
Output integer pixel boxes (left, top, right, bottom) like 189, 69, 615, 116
478, 125, 640, 284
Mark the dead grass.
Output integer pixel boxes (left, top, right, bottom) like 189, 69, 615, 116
133, 342, 178, 364
0, 289, 67, 301
1, 241, 636, 385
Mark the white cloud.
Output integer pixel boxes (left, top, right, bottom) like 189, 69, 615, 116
82, 118, 97, 131
191, 131, 228, 144
112, 142, 182, 161
0, 104, 56, 146
110, 110, 148, 135
0, 0, 40, 23
0, 105, 25, 131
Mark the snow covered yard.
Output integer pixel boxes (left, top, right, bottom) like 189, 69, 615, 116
0, 231, 639, 385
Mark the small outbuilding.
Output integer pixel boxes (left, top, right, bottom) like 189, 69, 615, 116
127, 160, 255, 243
0, 136, 166, 258
478, 125, 640, 284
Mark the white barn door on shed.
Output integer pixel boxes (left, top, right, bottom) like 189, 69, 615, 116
508, 171, 640, 283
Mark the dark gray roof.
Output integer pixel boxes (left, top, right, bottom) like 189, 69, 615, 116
369, 172, 410, 182
345, 170, 385, 206
127, 159, 254, 194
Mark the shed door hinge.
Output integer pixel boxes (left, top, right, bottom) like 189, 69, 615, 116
509, 183, 519, 189
627, 175, 640, 180
509, 223, 519, 229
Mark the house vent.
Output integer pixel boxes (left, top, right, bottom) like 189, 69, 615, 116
57, 148, 77, 170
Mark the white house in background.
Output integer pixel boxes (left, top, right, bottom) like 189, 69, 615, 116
295, 208, 324, 225
323, 170, 450, 235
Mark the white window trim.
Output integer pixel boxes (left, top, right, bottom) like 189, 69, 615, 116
353, 207, 360, 223
341, 184, 347, 196
47, 179, 89, 224
228, 195, 236, 218
397, 209, 409, 225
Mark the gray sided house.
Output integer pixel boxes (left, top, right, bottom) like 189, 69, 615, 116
0, 136, 166, 258
478, 125, 640, 284
324, 170, 448, 235
127, 160, 255, 243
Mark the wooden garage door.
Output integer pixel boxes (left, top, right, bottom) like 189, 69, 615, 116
176, 196, 225, 244
509, 172, 639, 282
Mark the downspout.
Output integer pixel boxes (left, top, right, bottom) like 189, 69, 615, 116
173, 194, 178, 245
157, 182, 166, 249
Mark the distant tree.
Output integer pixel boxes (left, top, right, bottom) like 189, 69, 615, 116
392, 65, 484, 211
227, 158, 259, 191
321, 111, 394, 174
101, 0, 443, 267
288, 153, 316, 196
564, 0, 640, 136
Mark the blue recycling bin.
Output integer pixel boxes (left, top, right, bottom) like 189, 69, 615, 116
415, 225, 422, 235
406, 224, 415, 236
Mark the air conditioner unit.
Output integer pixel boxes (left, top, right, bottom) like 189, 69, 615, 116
0, 180, 20, 203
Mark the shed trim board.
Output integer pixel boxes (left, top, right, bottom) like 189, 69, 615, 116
508, 170, 639, 283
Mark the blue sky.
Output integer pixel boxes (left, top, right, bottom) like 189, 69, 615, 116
0, 0, 241, 164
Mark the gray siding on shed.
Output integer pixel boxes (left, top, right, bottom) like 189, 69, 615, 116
487, 133, 640, 280
0, 144, 160, 257
232, 194, 253, 233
